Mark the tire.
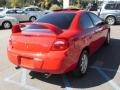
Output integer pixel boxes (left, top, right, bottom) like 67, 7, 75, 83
29, 16, 36, 22
72, 50, 89, 77
2, 21, 12, 29
106, 16, 116, 25
105, 31, 110, 45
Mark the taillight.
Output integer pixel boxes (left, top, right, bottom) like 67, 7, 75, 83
51, 39, 69, 51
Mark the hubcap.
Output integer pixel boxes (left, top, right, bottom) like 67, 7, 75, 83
107, 17, 115, 25
31, 17, 36, 22
4, 22, 10, 29
80, 53, 88, 74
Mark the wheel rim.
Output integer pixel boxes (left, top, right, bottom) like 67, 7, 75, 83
80, 53, 88, 74
4, 22, 11, 29
107, 17, 115, 25
31, 17, 36, 22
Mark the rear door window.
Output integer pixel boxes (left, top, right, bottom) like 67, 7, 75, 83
105, 4, 116, 10
25, 8, 34, 11
34, 8, 40, 11
80, 13, 94, 30
88, 12, 103, 26
16, 10, 25, 14
6, 10, 16, 14
116, 3, 120, 10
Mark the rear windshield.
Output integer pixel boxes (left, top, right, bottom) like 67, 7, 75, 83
36, 12, 76, 29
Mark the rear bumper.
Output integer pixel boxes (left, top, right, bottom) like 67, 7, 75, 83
7, 47, 69, 74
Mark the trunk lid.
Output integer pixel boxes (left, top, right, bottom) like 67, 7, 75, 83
11, 30, 57, 53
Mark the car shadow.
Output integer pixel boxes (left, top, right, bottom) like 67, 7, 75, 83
29, 38, 120, 89
0, 27, 10, 30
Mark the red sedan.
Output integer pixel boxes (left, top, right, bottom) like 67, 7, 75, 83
7, 9, 110, 77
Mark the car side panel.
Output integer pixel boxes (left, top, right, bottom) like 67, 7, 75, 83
93, 26, 104, 50
17, 14, 29, 22
100, 25, 110, 43
84, 29, 97, 56
0, 19, 4, 26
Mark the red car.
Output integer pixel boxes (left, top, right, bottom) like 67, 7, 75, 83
7, 9, 110, 77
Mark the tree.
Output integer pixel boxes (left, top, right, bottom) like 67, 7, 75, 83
0, 0, 7, 7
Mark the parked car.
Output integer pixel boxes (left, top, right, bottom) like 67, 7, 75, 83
23, 6, 52, 15
7, 9, 110, 77
0, 15, 18, 29
99, 1, 120, 25
1, 8, 40, 22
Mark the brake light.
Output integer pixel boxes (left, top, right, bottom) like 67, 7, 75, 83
12, 24, 21, 33
51, 39, 69, 51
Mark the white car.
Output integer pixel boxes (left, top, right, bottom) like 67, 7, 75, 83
0, 15, 18, 29
23, 6, 52, 16
23, 6, 43, 14
1, 8, 39, 22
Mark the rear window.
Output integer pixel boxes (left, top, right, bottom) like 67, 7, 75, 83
36, 12, 76, 29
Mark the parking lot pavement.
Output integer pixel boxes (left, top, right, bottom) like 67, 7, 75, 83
0, 25, 120, 90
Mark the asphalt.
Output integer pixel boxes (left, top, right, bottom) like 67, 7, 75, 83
0, 25, 120, 90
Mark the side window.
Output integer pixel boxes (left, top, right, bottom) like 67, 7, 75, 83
6, 10, 15, 14
105, 4, 116, 10
80, 13, 94, 30
116, 3, 120, 10
25, 8, 30, 11
30, 8, 35, 11
25, 8, 33, 11
34, 8, 40, 11
16, 10, 24, 14
88, 12, 103, 25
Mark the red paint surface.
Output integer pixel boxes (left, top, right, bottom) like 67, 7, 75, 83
7, 10, 110, 74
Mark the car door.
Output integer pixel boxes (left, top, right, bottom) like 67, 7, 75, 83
16, 10, 29, 22
88, 12, 107, 49
79, 13, 96, 55
100, 3, 117, 20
